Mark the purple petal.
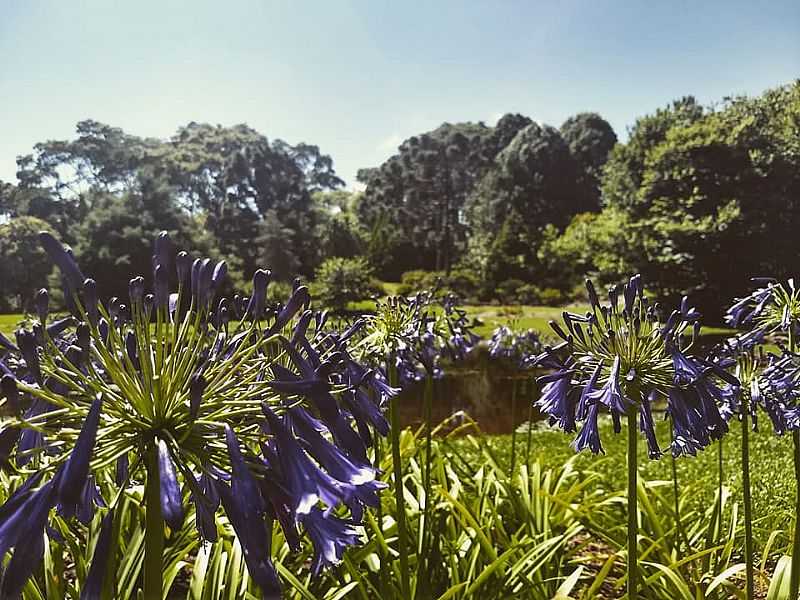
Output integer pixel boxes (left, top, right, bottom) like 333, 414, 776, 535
157, 439, 184, 530
57, 397, 102, 507
39, 232, 85, 293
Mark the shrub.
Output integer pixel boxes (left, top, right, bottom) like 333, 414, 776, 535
266, 279, 293, 304
396, 270, 444, 296
446, 267, 481, 300
313, 256, 377, 310
538, 287, 565, 306
496, 278, 526, 303
517, 283, 541, 304
397, 269, 480, 301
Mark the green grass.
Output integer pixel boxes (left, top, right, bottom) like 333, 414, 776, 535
346, 286, 736, 339
463, 302, 591, 337
0, 302, 736, 341
0, 313, 24, 336
462, 415, 797, 550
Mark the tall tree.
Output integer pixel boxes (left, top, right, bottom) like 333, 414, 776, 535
73, 175, 224, 299
560, 112, 617, 206
464, 122, 586, 283
10, 120, 344, 285
357, 114, 531, 277
559, 83, 800, 317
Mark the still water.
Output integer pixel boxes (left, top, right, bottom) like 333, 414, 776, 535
396, 334, 729, 434
396, 347, 542, 435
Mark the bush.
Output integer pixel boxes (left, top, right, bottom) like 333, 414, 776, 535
312, 257, 378, 311
496, 279, 525, 303
266, 279, 294, 304
396, 269, 480, 301
0, 216, 57, 312
517, 283, 541, 305
446, 268, 481, 300
396, 270, 444, 296
538, 287, 566, 306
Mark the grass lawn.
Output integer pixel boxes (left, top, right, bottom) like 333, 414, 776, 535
464, 302, 590, 337
0, 301, 736, 340
0, 314, 24, 337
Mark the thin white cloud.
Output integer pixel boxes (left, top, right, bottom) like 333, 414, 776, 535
488, 112, 505, 125
377, 133, 403, 153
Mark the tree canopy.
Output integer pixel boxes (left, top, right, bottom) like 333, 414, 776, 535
549, 82, 800, 317
2, 120, 345, 301
2, 81, 797, 318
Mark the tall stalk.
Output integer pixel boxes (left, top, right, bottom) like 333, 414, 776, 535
144, 444, 163, 600
742, 395, 755, 600
419, 372, 434, 598
627, 406, 638, 599
388, 361, 410, 600
703, 439, 724, 575
373, 435, 387, 599
792, 431, 800, 600
671, 455, 690, 551
790, 328, 800, 600
717, 438, 723, 538
525, 380, 534, 471
509, 379, 518, 479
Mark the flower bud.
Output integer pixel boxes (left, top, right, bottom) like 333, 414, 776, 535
35, 289, 49, 324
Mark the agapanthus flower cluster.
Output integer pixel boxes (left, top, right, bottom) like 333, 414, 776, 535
721, 336, 800, 435
488, 325, 543, 366
722, 278, 800, 434
753, 350, 799, 433
357, 292, 480, 387
726, 278, 800, 333
533, 275, 734, 458
706, 329, 787, 432
0, 232, 389, 599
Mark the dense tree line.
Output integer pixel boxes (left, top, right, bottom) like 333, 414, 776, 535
545, 83, 800, 317
1, 81, 798, 318
0, 121, 346, 309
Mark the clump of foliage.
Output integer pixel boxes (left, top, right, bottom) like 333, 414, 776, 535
395, 269, 481, 301
548, 82, 800, 317
0, 215, 57, 312
312, 256, 378, 311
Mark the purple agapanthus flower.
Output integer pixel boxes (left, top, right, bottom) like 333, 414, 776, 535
301, 507, 360, 575
0, 231, 391, 598
534, 276, 736, 459
489, 325, 543, 366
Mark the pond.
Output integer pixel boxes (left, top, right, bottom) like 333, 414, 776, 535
397, 333, 731, 434
397, 347, 542, 435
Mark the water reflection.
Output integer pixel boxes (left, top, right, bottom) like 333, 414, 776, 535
397, 334, 730, 435
397, 347, 543, 435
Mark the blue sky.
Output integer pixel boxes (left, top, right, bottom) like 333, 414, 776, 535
1, 1, 798, 188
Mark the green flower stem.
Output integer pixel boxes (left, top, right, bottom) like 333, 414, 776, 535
703, 438, 723, 574
388, 361, 410, 600
144, 444, 164, 600
791, 429, 800, 600
374, 435, 387, 599
742, 396, 755, 600
671, 454, 690, 552
370, 383, 387, 598
102, 497, 125, 600
420, 372, 434, 597
718, 438, 723, 539
790, 328, 800, 600
525, 380, 534, 471
509, 379, 518, 480
627, 406, 638, 600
